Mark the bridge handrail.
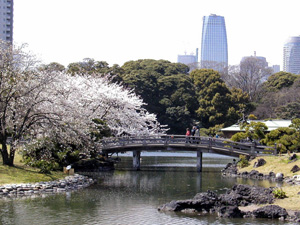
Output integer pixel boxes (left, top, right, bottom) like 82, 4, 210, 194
102, 135, 276, 155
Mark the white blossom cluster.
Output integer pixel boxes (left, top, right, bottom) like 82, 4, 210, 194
0, 41, 164, 161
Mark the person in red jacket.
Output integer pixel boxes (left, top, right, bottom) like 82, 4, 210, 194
185, 128, 191, 143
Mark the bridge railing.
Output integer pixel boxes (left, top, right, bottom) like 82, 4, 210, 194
102, 135, 276, 155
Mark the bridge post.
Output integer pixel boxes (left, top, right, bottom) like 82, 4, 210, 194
251, 141, 256, 155
133, 150, 141, 171
197, 151, 203, 172
274, 143, 277, 155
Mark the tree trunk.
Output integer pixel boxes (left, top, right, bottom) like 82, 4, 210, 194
0, 140, 14, 166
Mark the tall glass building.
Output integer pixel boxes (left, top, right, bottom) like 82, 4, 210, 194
0, 0, 13, 43
283, 36, 300, 75
201, 14, 228, 73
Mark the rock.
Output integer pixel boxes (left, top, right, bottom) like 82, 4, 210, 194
221, 163, 238, 175
159, 184, 274, 215
181, 208, 197, 213
217, 206, 244, 218
275, 173, 284, 181
289, 153, 297, 161
253, 158, 266, 168
241, 171, 249, 177
219, 184, 274, 206
249, 170, 259, 178
158, 200, 184, 211
159, 190, 218, 212
251, 205, 288, 219
291, 165, 300, 173
269, 171, 276, 178
0, 174, 95, 199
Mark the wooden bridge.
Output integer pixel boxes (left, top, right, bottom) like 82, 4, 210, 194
101, 135, 276, 172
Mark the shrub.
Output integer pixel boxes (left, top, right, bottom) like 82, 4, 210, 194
237, 155, 249, 168
22, 137, 83, 173
272, 188, 287, 199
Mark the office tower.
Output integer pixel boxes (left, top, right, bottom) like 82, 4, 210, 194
0, 0, 13, 43
240, 53, 272, 81
241, 52, 268, 68
177, 48, 198, 65
201, 14, 228, 73
272, 65, 280, 73
283, 36, 300, 74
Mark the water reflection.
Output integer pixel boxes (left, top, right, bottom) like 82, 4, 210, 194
0, 152, 288, 225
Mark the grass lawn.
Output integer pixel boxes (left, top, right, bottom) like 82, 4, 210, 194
239, 153, 300, 177
0, 151, 67, 185
239, 153, 300, 211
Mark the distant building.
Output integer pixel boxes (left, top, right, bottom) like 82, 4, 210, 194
177, 48, 198, 65
240, 52, 273, 81
221, 120, 292, 139
272, 65, 280, 73
0, 0, 13, 43
201, 14, 228, 73
283, 36, 300, 75
241, 53, 268, 68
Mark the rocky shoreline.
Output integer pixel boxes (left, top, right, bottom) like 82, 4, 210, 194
221, 154, 300, 185
0, 174, 95, 199
158, 159, 300, 223
158, 184, 300, 222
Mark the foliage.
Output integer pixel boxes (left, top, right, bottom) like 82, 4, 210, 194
253, 73, 300, 119
190, 69, 252, 128
248, 114, 257, 120
237, 155, 249, 168
231, 132, 248, 142
119, 59, 195, 134
39, 62, 66, 72
202, 124, 224, 137
90, 119, 112, 142
261, 127, 300, 153
230, 121, 268, 142
264, 72, 297, 91
275, 102, 300, 119
273, 188, 287, 199
22, 137, 81, 173
290, 118, 300, 131
66, 58, 110, 76
243, 122, 268, 140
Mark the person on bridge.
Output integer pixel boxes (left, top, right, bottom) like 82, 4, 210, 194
185, 128, 191, 143
191, 126, 196, 136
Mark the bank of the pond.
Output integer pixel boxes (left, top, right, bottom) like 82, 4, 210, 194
222, 153, 300, 211
158, 184, 300, 222
0, 164, 68, 185
159, 153, 300, 222
0, 174, 95, 198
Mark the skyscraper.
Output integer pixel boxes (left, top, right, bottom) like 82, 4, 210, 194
283, 36, 300, 74
0, 0, 13, 43
201, 14, 228, 73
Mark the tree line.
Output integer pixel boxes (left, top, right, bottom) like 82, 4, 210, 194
40, 58, 300, 134
2, 41, 299, 169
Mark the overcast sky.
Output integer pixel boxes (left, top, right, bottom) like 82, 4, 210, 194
14, 0, 300, 68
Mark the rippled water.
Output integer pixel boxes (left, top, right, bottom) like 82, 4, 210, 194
0, 152, 290, 225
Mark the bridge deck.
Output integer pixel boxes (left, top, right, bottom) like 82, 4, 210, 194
101, 135, 276, 157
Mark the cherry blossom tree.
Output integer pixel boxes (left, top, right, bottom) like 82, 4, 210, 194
0, 41, 163, 166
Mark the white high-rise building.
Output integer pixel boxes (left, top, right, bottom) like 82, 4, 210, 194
0, 0, 13, 43
201, 14, 228, 73
283, 36, 300, 75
